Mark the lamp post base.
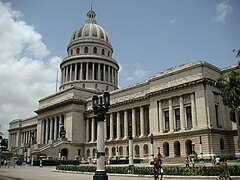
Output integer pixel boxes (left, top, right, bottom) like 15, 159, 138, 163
93, 171, 108, 180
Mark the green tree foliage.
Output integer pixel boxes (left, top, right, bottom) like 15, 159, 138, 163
0, 138, 8, 151
215, 51, 240, 146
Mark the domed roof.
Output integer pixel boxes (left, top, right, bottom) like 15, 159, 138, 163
70, 9, 111, 44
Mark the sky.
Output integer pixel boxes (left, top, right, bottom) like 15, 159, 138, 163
0, 0, 239, 137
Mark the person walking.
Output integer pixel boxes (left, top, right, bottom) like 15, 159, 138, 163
153, 154, 163, 180
186, 156, 189, 168
217, 158, 232, 180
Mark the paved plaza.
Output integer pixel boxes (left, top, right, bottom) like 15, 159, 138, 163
1, 165, 239, 180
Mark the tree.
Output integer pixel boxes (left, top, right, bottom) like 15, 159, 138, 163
215, 60, 240, 147
0, 138, 8, 151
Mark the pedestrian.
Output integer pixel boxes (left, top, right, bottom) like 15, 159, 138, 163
217, 158, 232, 180
212, 155, 216, 166
192, 157, 195, 167
215, 156, 220, 166
153, 154, 163, 180
40, 158, 42, 168
186, 156, 189, 168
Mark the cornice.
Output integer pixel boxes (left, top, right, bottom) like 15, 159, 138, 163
35, 98, 86, 114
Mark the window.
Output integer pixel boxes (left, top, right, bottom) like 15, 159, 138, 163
186, 106, 192, 130
70, 50, 73, 55
175, 108, 180, 131
215, 104, 220, 128
220, 138, 224, 150
84, 47, 88, 53
93, 47, 97, 54
76, 48, 80, 54
164, 111, 170, 133
102, 49, 105, 55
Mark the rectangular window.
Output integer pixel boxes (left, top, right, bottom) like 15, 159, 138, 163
164, 111, 170, 133
215, 104, 221, 128
175, 108, 180, 131
186, 106, 192, 130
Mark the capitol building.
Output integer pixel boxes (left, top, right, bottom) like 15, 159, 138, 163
8, 9, 239, 162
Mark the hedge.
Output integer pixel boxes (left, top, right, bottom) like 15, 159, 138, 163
32, 160, 81, 166
56, 165, 240, 176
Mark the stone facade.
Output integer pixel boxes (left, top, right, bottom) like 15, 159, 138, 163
8, 10, 239, 163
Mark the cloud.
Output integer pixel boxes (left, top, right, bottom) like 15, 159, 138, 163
169, 19, 177, 26
212, 0, 232, 23
121, 62, 149, 85
0, 2, 62, 137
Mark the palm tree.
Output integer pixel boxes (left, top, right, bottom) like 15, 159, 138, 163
215, 62, 240, 147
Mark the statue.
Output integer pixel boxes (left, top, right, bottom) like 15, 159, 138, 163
59, 124, 66, 139
30, 129, 36, 144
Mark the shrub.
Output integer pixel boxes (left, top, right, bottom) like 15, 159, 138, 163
56, 165, 240, 176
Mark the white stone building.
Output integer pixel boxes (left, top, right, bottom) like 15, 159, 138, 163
8, 9, 239, 162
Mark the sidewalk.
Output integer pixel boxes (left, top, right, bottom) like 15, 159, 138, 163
1, 165, 239, 180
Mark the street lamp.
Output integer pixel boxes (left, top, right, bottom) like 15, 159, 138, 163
92, 92, 110, 180
199, 136, 203, 159
150, 133, 154, 165
128, 123, 134, 167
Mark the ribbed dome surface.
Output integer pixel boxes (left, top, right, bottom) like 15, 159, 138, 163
70, 10, 111, 44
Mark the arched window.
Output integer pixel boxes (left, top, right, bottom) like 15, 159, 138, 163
220, 138, 225, 150
185, 139, 192, 156
119, 146, 123, 157
143, 144, 149, 156
76, 48, 80, 54
84, 47, 88, 53
174, 141, 181, 157
105, 148, 109, 157
93, 47, 97, 54
87, 149, 90, 157
102, 49, 105, 55
70, 50, 73, 55
93, 148, 96, 158
112, 147, 116, 156
135, 145, 140, 157
163, 142, 169, 157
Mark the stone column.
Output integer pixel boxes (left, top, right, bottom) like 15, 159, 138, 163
116, 112, 120, 140
191, 93, 197, 128
74, 63, 77, 81
86, 62, 89, 80
49, 118, 53, 140
46, 119, 49, 144
69, 64, 72, 81
132, 109, 136, 138
124, 110, 128, 139
159, 101, 163, 133
103, 64, 106, 81
108, 66, 110, 83
98, 63, 101, 80
91, 118, 95, 142
110, 113, 114, 140
41, 120, 45, 144
66, 66, 69, 82
140, 107, 145, 137
169, 98, 174, 133
79, 63, 82, 80
86, 118, 89, 142
180, 96, 185, 131
92, 62, 95, 80
54, 117, 57, 140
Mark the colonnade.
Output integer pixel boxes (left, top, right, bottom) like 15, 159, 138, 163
85, 106, 150, 142
158, 93, 197, 133
41, 115, 65, 144
61, 62, 118, 85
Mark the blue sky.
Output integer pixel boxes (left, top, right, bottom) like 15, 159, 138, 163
0, 0, 239, 136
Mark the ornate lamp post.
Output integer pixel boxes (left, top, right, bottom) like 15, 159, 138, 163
199, 136, 203, 159
92, 92, 110, 180
128, 123, 134, 167
150, 133, 154, 164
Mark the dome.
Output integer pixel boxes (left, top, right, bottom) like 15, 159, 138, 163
69, 10, 111, 45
